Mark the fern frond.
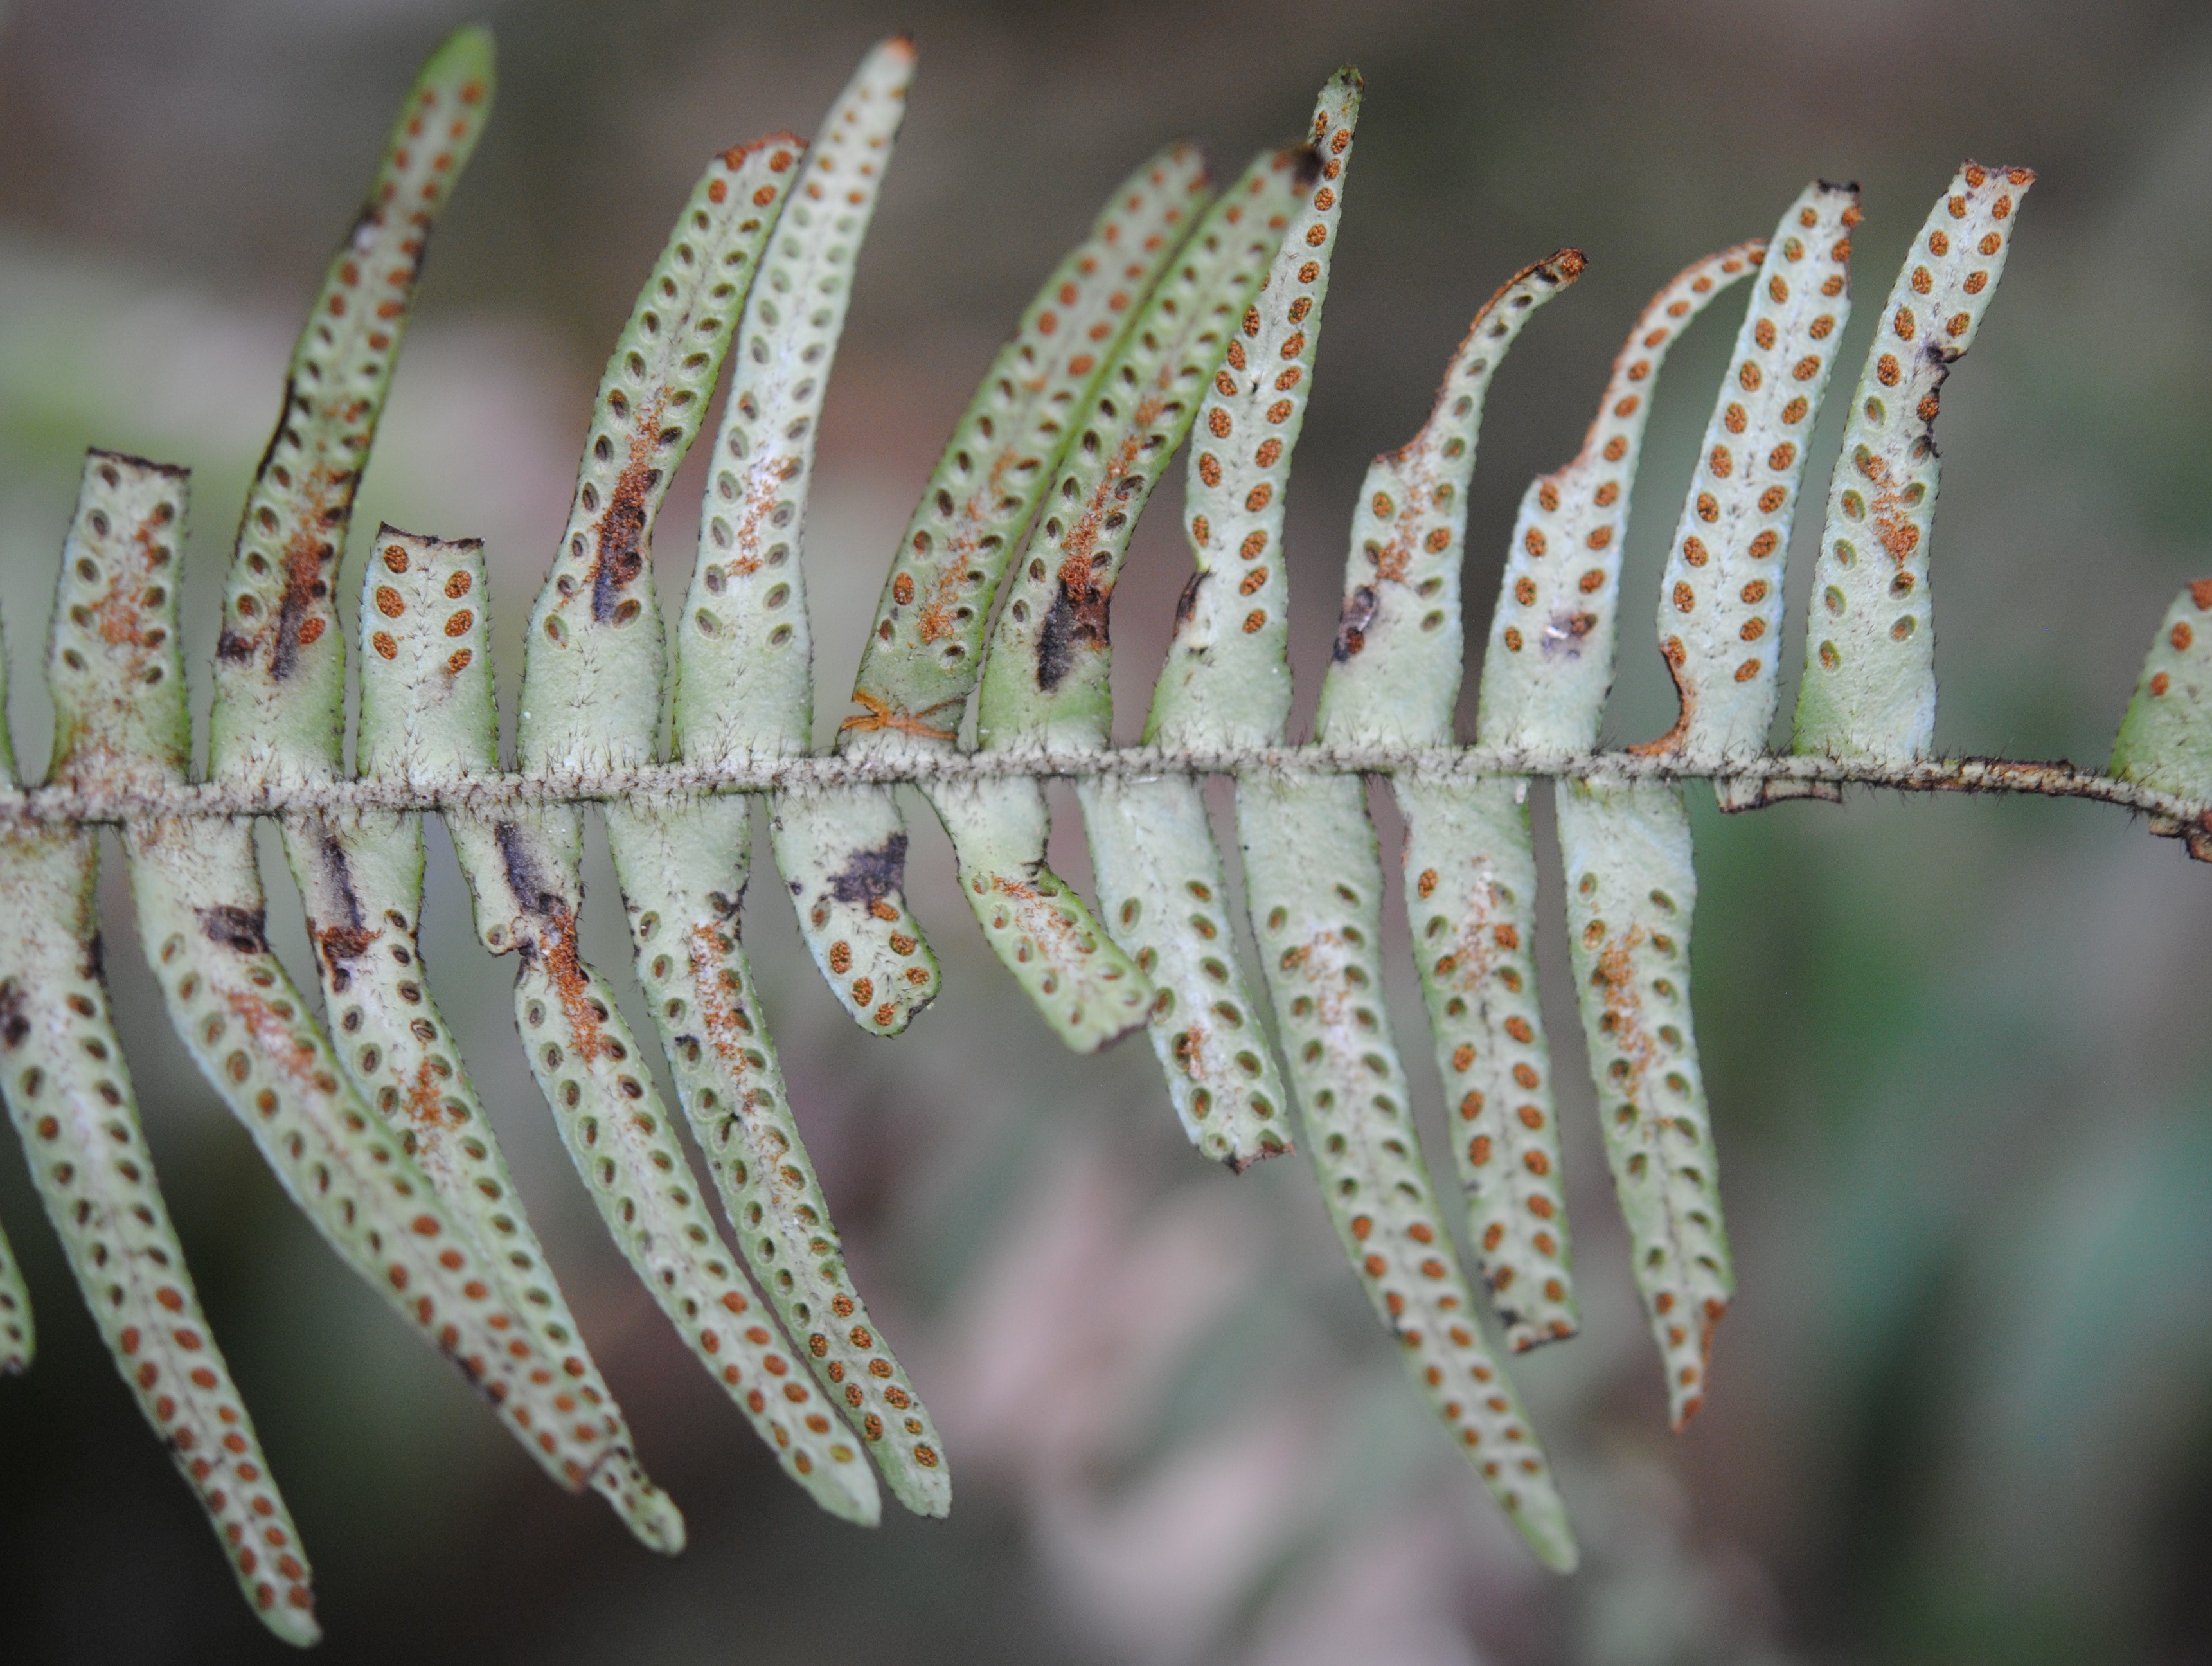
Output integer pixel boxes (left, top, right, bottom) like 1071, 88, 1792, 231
934, 142, 1309, 1053
1395, 776, 1573, 1349
1, 821, 318, 1641
1556, 780, 1727, 1429
975, 145, 1308, 750
1083, 778, 1290, 1167
1079, 73, 1360, 1169
609, 802, 950, 1515
21, 450, 326, 1641
856, 140, 1216, 728
521, 132, 808, 769
1265, 244, 1585, 1554
8, 19, 2197, 1636
1321, 251, 1586, 1349
450, 802, 881, 1521
208, 25, 493, 789
1148, 74, 1359, 753
602, 40, 951, 1516
183, 22, 688, 1550
1792, 163, 2034, 763
1646, 181, 1859, 790
675, 39, 914, 762
774, 146, 1220, 1053
73, 455, 635, 1549
1478, 246, 1763, 748
674, 40, 946, 1041
1465, 240, 1768, 1402
487, 120, 884, 1522
1239, 774, 1578, 1571
1316, 252, 1582, 744
337, 531, 682, 1552
771, 141, 1215, 1046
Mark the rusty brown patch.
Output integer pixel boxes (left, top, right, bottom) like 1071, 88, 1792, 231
537, 909, 606, 1066
314, 922, 377, 994
489, 822, 605, 1062
588, 390, 668, 622
987, 873, 1097, 958
916, 445, 1024, 648
1859, 446, 1924, 568
727, 455, 800, 580
686, 923, 763, 1113
265, 458, 346, 683
1590, 924, 1659, 1103
401, 1057, 450, 1146
1443, 882, 1504, 1002
1289, 929, 1360, 1044
310, 832, 377, 990
93, 508, 170, 653
220, 985, 321, 1089
1035, 397, 1161, 691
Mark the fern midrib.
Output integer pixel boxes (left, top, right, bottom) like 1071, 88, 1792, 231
4, 746, 2194, 825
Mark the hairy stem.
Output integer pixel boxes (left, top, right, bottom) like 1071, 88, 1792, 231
4, 748, 2204, 829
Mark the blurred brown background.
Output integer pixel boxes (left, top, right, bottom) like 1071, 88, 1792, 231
4, 0, 2212, 1660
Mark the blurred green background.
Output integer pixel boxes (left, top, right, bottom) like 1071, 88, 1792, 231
4, 0, 2212, 1660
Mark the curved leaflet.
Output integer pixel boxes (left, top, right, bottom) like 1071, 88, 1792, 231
4, 451, 319, 1642
334, 530, 682, 1551
1238, 775, 1578, 1570
781, 139, 1213, 1039
490, 117, 884, 1523
674, 43, 945, 1040
208, 26, 494, 789
90, 457, 634, 1528
1475, 242, 1764, 1402
0, 825, 317, 1642
949, 143, 1308, 1052
602, 42, 951, 1514
1555, 779, 1729, 1429
1314, 252, 1585, 746
1311, 253, 1582, 1345
1793, 163, 2033, 764
190, 24, 680, 1544
1645, 182, 1859, 782
610, 804, 951, 1516
1083, 75, 1360, 1167
1477, 245, 1763, 749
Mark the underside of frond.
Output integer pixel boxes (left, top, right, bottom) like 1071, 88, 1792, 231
1, 20, 2202, 1651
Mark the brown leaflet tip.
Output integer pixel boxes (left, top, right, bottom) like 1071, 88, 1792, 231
87, 445, 190, 479
1549, 248, 1589, 283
